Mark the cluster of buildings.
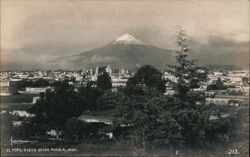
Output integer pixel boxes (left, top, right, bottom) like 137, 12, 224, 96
204, 70, 249, 107
0, 66, 131, 96
88, 65, 130, 88
163, 70, 249, 107
0, 66, 249, 107
0, 66, 249, 141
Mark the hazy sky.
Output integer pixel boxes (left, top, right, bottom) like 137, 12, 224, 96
1, 0, 249, 69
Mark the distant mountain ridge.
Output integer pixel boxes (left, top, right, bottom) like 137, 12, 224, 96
53, 34, 175, 69
52, 33, 248, 70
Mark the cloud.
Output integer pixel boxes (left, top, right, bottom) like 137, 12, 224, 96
191, 36, 249, 68
1, 0, 248, 70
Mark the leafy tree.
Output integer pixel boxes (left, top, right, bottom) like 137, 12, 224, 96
32, 79, 49, 87
215, 78, 227, 89
115, 89, 182, 149
9, 80, 27, 93
65, 118, 86, 141
174, 108, 207, 145
242, 76, 249, 86
125, 65, 166, 94
96, 90, 121, 110
96, 67, 112, 90
207, 78, 227, 90
166, 27, 210, 146
78, 85, 103, 111
1, 112, 13, 144
114, 28, 238, 150
204, 116, 233, 147
29, 81, 84, 138
115, 28, 209, 149
13, 117, 49, 139
167, 27, 238, 148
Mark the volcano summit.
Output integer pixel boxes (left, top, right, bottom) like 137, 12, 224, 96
53, 34, 174, 69
112, 33, 146, 45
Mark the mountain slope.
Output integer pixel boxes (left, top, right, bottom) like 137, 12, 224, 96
53, 34, 175, 69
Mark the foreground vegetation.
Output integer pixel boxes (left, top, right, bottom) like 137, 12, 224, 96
1, 29, 247, 156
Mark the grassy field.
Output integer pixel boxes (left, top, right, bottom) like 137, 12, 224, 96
1, 94, 37, 111
1, 103, 34, 111
1, 94, 38, 104
81, 109, 117, 117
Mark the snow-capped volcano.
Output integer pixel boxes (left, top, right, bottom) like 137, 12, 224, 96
112, 33, 145, 45
53, 33, 174, 69
50, 33, 248, 70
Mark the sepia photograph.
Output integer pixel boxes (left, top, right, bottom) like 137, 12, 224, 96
0, 0, 249, 156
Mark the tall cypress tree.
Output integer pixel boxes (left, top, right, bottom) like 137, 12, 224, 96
167, 26, 210, 145
168, 26, 208, 107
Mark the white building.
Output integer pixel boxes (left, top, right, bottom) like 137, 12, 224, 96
0, 80, 11, 96
33, 96, 40, 104
205, 95, 245, 106
112, 78, 128, 87
105, 65, 112, 76
78, 115, 113, 125
18, 87, 51, 94
0, 80, 9, 87
10, 110, 35, 117
163, 72, 177, 83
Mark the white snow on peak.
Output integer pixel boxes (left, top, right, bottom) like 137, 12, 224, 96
113, 33, 145, 45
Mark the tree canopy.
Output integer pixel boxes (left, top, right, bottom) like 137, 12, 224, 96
29, 81, 84, 134
96, 67, 112, 90
125, 65, 166, 94
78, 85, 103, 111
167, 27, 208, 106
115, 90, 182, 149
207, 78, 227, 90
16, 28, 238, 151
115, 27, 235, 149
